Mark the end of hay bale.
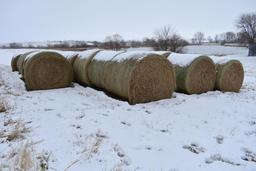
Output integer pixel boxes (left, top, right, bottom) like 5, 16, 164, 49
23, 51, 73, 91
129, 54, 176, 104
11, 54, 21, 72
215, 60, 244, 92
175, 56, 216, 94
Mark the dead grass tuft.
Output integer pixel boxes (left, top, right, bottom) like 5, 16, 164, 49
0, 142, 50, 171
0, 120, 30, 142
0, 97, 7, 113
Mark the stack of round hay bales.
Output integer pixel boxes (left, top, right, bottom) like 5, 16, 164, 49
20, 51, 73, 90
88, 51, 176, 104
11, 54, 21, 71
168, 53, 216, 94
214, 59, 244, 92
72, 49, 103, 86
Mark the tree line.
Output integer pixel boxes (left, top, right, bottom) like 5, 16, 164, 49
2, 12, 256, 56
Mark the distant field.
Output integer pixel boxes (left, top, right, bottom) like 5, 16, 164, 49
183, 45, 248, 56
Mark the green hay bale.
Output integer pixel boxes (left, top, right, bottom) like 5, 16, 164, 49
215, 60, 244, 92
23, 51, 73, 91
87, 50, 126, 89
11, 54, 21, 72
72, 49, 102, 86
173, 56, 216, 94
66, 53, 79, 66
88, 51, 176, 104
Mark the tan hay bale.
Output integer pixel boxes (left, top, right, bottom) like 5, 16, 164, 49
17, 51, 37, 74
215, 60, 244, 92
169, 54, 216, 94
11, 54, 21, 72
23, 51, 73, 90
88, 51, 176, 104
72, 49, 102, 86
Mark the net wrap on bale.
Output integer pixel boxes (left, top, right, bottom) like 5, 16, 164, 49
72, 49, 102, 86
88, 51, 176, 104
22, 51, 73, 90
215, 60, 244, 92
168, 53, 216, 94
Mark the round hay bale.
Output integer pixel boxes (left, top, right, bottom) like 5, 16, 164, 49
215, 60, 244, 92
11, 54, 21, 72
88, 51, 176, 104
87, 50, 126, 88
23, 51, 73, 90
169, 54, 216, 94
17, 51, 37, 74
66, 53, 78, 66
72, 49, 102, 86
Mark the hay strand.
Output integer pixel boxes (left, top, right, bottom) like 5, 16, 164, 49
215, 60, 244, 92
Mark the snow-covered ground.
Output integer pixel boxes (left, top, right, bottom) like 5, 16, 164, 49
0, 46, 256, 171
183, 45, 248, 56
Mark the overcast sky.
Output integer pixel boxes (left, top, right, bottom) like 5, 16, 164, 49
0, 0, 255, 43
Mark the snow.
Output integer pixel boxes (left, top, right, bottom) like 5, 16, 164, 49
168, 53, 203, 66
113, 51, 155, 62
78, 49, 101, 59
126, 47, 154, 51
93, 50, 125, 61
0, 46, 256, 171
183, 45, 248, 56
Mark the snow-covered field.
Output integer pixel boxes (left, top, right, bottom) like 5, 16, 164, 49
0, 46, 256, 171
183, 45, 248, 56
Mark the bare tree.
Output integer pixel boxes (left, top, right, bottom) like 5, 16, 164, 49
142, 38, 154, 47
192, 32, 205, 45
225, 32, 237, 43
236, 13, 256, 56
103, 34, 125, 50
154, 26, 187, 52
